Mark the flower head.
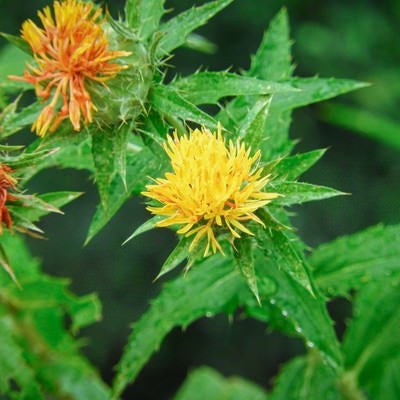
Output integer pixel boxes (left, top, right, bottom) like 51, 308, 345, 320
0, 164, 18, 234
142, 125, 280, 256
9, 0, 131, 136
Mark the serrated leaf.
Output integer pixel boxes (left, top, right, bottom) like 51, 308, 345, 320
123, 215, 165, 245
1, 234, 101, 334
269, 354, 343, 400
0, 231, 40, 283
9, 191, 83, 224
217, 9, 295, 162
272, 181, 345, 206
249, 226, 342, 369
39, 358, 110, 400
150, 84, 218, 129
270, 78, 369, 113
234, 235, 260, 304
237, 96, 271, 156
0, 319, 43, 398
0, 232, 105, 399
67, 293, 102, 333
254, 223, 315, 296
92, 126, 118, 210
174, 366, 268, 400
220, 78, 367, 134
156, 0, 234, 57
266, 149, 326, 181
170, 72, 296, 105
24, 130, 94, 178
0, 101, 41, 139
114, 123, 131, 189
310, 224, 400, 297
154, 236, 191, 280
85, 147, 168, 244
4, 148, 59, 171
125, 0, 165, 38
342, 280, 400, 386
124, 0, 140, 30
111, 256, 244, 398
249, 8, 294, 81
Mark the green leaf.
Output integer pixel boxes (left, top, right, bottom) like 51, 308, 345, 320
341, 280, 400, 386
320, 102, 400, 151
0, 233, 106, 398
250, 226, 342, 369
0, 319, 43, 399
85, 147, 168, 244
0, 32, 32, 55
183, 33, 217, 54
237, 96, 271, 156
174, 366, 268, 400
123, 215, 165, 245
24, 130, 94, 177
39, 358, 110, 400
367, 355, 400, 400
154, 237, 191, 280
156, 0, 234, 57
221, 78, 367, 134
92, 126, 119, 210
269, 354, 343, 400
249, 8, 294, 81
0, 243, 19, 287
267, 149, 326, 181
150, 84, 218, 129
0, 99, 40, 139
9, 191, 83, 225
254, 223, 315, 296
124, 0, 140, 30
125, 0, 165, 38
234, 235, 260, 304
270, 78, 369, 113
8, 275, 102, 332
111, 256, 244, 398
0, 231, 40, 284
170, 72, 296, 105
272, 181, 345, 206
217, 9, 295, 162
0, 43, 31, 92
3, 148, 59, 170
138, 109, 170, 151
310, 224, 400, 297
91, 124, 132, 209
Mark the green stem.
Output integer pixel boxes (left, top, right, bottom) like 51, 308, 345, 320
338, 370, 367, 400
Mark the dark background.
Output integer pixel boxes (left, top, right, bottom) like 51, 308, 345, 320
1, 0, 400, 398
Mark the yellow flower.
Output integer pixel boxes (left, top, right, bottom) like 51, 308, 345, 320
142, 125, 280, 256
9, 0, 131, 136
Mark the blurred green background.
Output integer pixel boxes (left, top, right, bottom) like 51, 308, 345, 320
1, 0, 400, 398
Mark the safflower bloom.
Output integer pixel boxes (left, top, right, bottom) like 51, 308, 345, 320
0, 164, 18, 234
142, 125, 280, 256
9, 0, 131, 136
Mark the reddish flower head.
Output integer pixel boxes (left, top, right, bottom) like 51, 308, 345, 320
9, 0, 131, 136
0, 164, 18, 234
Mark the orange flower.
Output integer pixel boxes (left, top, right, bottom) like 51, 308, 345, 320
9, 0, 131, 136
0, 164, 18, 234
